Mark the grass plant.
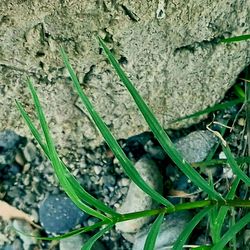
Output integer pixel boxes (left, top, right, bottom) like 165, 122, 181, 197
16, 36, 250, 249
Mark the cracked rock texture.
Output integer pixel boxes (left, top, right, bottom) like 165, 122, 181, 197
0, 1, 250, 152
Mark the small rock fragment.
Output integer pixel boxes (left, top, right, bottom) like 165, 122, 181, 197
12, 220, 37, 250
39, 193, 87, 234
23, 142, 37, 162
93, 165, 102, 175
0, 130, 26, 168
116, 156, 163, 234
60, 234, 106, 250
132, 211, 192, 250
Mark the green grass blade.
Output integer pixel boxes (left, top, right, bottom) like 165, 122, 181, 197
16, 100, 118, 216
60, 48, 174, 208
213, 177, 241, 243
211, 212, 250, 250
191, 156, 250, 168
222, 144, 250, 185
143, 213, 165, 250
221, 34, 250, 43
24, 79, 110, 221
98, 36, 223, 201
173, 206, 213, 250
81, 223, 114, 250
209, 206, 218, 243
171, 98, 244, 123
16, 99, 117, 217
16, 100, 47, 152
13, 220, 106, 241
233, 84, 245, 99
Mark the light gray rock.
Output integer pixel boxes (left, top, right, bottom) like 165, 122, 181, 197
116, 156, 163, 234
23, 141, 37, 162
132, 211, 192, 250
174, 130, 218, 163
60, 234, 106, 250
12, 220, 37, 250
145, 130, 218, 163
0, 1, 249, 153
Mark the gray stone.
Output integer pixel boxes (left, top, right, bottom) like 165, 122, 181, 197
3, 239, 23, 250
60, 234, 106, 250
116, 156, 163, 234
0, 1, 249, 153
0, 130, 26, 168
39, 193, 87, 234
145, 130, 218, 163
12, 220, 37, 250
23, 141, 37, 162
132, 211, 192, 250
174, 130, 218, 163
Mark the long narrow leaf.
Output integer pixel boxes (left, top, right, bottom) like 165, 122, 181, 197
13, 220, 106, 241
213, 177, 241, 243
221, 34, 250, 43
81, 223, 114, 250
222, 144, 250, 185
173, 206, 213, 250
212, 212, 250, 250
17, 99, 118, 216
23, 80, 110, 221
171, 98, 244, 123
191, 156, 250, 168
143, 213, 165, 250
60, 48, 174, 208
98, 36, 223, 201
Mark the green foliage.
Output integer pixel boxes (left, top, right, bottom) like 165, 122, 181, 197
16, 37, 250, 249
221, 34, 250, 43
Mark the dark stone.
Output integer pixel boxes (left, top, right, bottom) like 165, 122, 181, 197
0, 130, 26, 169
123, 132, 152, 161
39, 193, 88, 234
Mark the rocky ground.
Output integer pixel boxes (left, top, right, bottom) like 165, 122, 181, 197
0, 82, 249, 250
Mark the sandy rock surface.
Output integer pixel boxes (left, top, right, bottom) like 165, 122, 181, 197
1, 0, 249, 154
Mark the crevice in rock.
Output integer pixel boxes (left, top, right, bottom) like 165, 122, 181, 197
118, 55, 128, 65
83, 65, 95, 84
173, 35, 225, 54
121, 5, 140, 22
0, 64, 36, 75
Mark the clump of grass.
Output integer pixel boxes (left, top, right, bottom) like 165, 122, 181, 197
16, 36, 250, 249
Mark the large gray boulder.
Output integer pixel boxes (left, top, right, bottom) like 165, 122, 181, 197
1, 0, 249, 152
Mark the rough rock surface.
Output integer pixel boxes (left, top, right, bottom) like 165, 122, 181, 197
174, 130, 218, 163
132, 211, 192, 250
115, 156, 163, 234
1, 0, 250, 153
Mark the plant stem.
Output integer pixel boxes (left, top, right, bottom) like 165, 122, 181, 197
116, 199, 250, 223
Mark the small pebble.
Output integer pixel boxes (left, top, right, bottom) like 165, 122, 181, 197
238, 118, 245, 127
219, 151, 227, 159
93, 165, 102, 175
23, 142, 37, 162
